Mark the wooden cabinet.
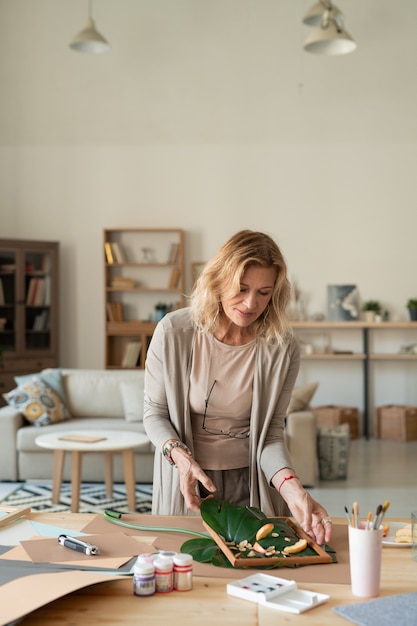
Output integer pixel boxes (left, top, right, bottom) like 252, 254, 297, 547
104, 228, 185, 369
0, 238, 59, 404
291, 321, 417, 438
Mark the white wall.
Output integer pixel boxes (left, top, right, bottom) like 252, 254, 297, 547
0, 1, 416, 421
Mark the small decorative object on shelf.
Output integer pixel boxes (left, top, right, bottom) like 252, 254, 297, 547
141, 247, 154, 263
361, 300, 382, 323
154, 303, 168, 322
406, 299, 417, 321
327, 285, 359, 321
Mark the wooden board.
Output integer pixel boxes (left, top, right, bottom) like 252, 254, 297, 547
58, 435, 107, 443
0, 505, 31, 528
202, 517, 333, 567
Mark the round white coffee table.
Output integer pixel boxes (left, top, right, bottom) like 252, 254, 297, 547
35, 430, 149, 513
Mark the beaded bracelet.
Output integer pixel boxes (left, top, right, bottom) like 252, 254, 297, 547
163, 440, 192, 466
277, 474, 299, 494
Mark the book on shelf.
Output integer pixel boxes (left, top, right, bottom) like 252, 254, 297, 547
33, 278, 46, 306
167, 242, 180, 264
110, 276, 136, 289
104, 242, 114, 264
106, 302, 124, 322
32, 310, 49, 331
26, 278, 36, 304
27, 277, 45, 305
168, 268, 182, 289
121, 340, 142, 367
0, 279, 4, 306
110, 243, 126, 263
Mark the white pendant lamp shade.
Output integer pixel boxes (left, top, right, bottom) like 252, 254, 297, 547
70, 1, 110, 54
304, 19, 356, 55
70, 17, 110, 54
303, 1, 343, 27
303, 5, 356, 56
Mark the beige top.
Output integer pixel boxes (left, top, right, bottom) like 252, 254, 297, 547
189, 332, 256, 470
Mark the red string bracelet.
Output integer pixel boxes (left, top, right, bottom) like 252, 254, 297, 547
277, 474, 299, 494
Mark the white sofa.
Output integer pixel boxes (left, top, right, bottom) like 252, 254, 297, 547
0, 369, 154, 483
0, 368, 317, 487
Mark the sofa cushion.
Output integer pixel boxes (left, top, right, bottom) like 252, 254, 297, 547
3, 376, 68, 426
15, 368, 71, 418
61, 369, 145, 418
120, 381, 144, 422
288, 382, 318, 414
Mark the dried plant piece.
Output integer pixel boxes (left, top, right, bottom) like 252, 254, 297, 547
255, 523, 274, 541
283, 538, 308, 554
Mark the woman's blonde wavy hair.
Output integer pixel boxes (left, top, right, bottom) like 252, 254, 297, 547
189, 230, 292, 345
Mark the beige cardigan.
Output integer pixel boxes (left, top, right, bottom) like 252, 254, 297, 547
143, 307, 300, 516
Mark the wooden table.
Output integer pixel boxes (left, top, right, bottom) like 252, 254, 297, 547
12, 513, 416, 625
35, 430, 149, 512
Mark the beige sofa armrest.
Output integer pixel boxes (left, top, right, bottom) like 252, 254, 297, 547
285, 410, 317, 488
0, 406, 25, 481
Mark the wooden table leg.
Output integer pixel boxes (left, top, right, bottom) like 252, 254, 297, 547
104, 451, 114, 499
122, 450, 136, 512
71, 451, 83, 513
52, 449, 65, 504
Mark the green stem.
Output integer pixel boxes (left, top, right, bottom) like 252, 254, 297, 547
103, 510, 208, 539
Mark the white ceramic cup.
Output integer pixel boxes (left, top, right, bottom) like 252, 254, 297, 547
348, 525, 383, 597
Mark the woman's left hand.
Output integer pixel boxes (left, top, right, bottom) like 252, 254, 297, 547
272, 473, 333, 545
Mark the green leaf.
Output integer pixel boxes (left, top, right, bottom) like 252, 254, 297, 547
199, 499, 266, 544
180, 537, 218, 563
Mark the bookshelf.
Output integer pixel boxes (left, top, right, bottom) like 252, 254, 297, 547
0, 238, 59, 405
291, 321, 417, 438
103, 228, 185, 369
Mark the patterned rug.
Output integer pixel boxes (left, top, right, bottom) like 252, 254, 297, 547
1, 481, 153, 514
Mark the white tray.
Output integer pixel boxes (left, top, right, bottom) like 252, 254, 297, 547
227, 573, 329, 614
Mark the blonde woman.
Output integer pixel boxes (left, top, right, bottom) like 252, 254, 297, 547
144, 230, 332, 544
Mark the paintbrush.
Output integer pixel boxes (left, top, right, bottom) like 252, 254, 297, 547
344, 505, 352, 525
379, 500, 390, 526
373, 504, 383, 529
353, 501, 359, 528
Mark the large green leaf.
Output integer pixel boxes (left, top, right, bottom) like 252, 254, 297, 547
180, 537, 218, 563
181, 499, 337, 568
199, 499, 267, 544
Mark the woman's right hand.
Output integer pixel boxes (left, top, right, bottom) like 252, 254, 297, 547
171, 448, 217, 512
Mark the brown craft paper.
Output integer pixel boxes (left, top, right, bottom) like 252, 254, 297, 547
20, 532, 156, 565
82, 514, 350, 584
0, 570, 124, 626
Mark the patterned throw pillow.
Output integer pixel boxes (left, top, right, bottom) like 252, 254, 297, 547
317, 423, 351, 480
3, 376, 67, 426
14, 368, 71, 418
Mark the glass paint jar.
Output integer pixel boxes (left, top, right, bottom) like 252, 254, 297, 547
133, 559, 155, 597
154, 556, 174, 593
173, 553, 193, 591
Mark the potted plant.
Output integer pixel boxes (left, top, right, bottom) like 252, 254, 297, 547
154, 302, 168, 322
361, 300, 381, 322
407, 299, 417, 321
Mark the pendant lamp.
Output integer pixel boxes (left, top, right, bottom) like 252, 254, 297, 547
303, 7, 356, 55
302, 1, 343, 27
70, 0, 110, 54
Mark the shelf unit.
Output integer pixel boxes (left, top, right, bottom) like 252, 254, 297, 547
291, 321, 417, 438
0, 238, 59, 405
104, 228, 185, 369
